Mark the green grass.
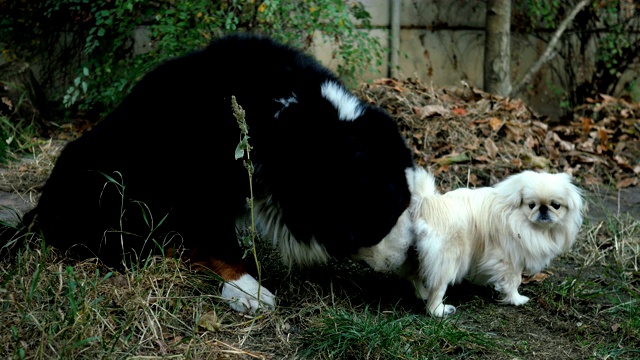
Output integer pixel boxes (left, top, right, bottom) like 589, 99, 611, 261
298, 305, 499, 359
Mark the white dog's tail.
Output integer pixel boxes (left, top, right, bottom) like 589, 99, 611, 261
405, 167, 439, 211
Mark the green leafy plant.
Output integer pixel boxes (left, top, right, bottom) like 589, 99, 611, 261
515, 0, 562, 31
63, 67, 90, 109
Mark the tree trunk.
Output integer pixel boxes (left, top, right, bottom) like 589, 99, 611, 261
484, 0, 511, 96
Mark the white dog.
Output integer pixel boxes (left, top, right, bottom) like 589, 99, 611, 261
356, 167, 584, 317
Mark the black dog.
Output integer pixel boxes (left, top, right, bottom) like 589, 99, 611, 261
11, 33, 414, 313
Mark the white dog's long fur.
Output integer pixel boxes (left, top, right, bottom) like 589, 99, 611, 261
356, 167, 584, 317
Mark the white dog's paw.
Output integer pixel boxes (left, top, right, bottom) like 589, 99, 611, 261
501, 292, 530, 306
221, 274, 276, 314
430, 303, 456, 318
509, 294, 530, 306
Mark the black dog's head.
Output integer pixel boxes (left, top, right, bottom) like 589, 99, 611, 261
256, 80, 414, 258
330, 106, 414, 252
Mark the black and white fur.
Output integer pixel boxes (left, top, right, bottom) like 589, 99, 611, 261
11, 33, 414, 314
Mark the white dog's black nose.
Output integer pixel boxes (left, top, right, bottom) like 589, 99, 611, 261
537, 205, 552, 222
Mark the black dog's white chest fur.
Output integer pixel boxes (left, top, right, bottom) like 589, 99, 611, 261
250, 79, 390, 267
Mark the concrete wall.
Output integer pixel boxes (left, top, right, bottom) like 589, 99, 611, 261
311, 0, 617, 120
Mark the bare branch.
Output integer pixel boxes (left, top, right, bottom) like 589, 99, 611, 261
510, 0, 592, 98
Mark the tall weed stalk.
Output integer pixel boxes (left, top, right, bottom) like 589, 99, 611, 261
231, 96, 266, 309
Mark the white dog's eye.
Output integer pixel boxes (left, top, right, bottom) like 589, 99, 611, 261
528, 202, 536, 209
551, 202, 561, 210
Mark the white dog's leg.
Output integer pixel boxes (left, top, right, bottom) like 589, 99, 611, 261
221, 274, 276, 314
501, 289, 530, 306
413, 219, 458, 317
412, 279, 456, 317
425, 283, 456, 317
494, 272, 529, 306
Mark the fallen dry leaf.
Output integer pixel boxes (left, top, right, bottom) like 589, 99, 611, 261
484, 138, 498, 159
489, 117, 503, 131
1, 96, 12, 110
417, 105, 448, 119
451, 107, 467, 116
522, 271, 553, 284
521, 153, 550, 169
197, 310, 221, 332
433, 152, 470, 166
616, 177, 638, 188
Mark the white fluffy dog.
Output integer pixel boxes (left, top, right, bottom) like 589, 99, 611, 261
356, 167, 584, 317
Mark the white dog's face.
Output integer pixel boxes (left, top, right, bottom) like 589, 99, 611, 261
516, 172, 580, 228
498, 171, 582, 228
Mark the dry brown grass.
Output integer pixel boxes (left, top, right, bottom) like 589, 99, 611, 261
0, 139, 63, 193
0, 237, 297, 359
573, 214, 640, 272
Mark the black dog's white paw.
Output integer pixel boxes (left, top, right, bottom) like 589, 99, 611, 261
222, 274, 276, 314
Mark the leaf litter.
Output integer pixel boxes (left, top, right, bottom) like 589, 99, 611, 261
356, 77, 640, 190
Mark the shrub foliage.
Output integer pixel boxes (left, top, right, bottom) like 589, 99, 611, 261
0, 0, 384, 118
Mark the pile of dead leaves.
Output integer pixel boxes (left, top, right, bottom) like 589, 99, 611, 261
356, 78, 640, 190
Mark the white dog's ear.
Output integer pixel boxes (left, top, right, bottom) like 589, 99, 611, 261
563, 174, 585, 216
493, 171, 527, 208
